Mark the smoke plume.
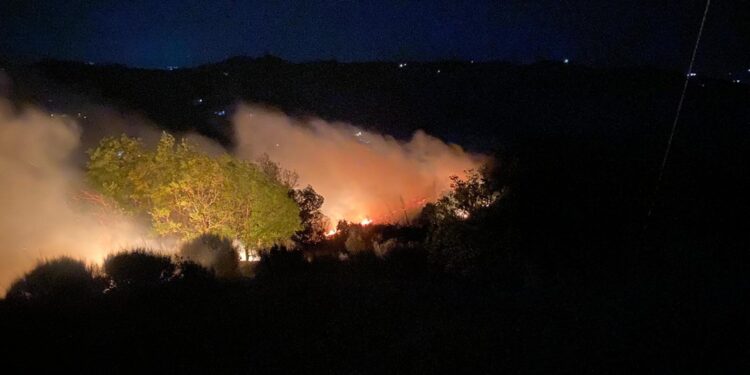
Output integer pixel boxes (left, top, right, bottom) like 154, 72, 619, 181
232, 105, 485, 225
0, 100, 170, 295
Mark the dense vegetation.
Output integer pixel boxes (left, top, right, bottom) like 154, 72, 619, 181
87, 132, 302, 251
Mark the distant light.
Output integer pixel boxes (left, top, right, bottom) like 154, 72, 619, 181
456, 209, 470, 219
214, 110, 226, 116
398, 63, 407, 68
193, 98, 204, 105
222, 71, 229, 76
354, 131, 363, 137
733, 79, 741, 83
687, 72, 697, 77
470, 60, 474, 64
436, 69, 441, 74
167, 66, 180, 71
563, 58, 569, 64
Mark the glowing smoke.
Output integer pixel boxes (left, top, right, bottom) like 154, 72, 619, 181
0, 100, 171, 295
232, 105, 485, 225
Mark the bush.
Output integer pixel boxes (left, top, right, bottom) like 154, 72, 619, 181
254, 246, 307, 279
103, 249, 174, 288
6, 257, 104, 302
179, 234, 240, 278
174, 260, 215, 284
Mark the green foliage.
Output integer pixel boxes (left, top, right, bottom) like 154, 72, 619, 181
87, 132, 301, 248
86, 134, 148, 209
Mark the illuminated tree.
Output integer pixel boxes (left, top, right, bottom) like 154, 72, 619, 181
85, 134, 148, 209
255, 156, 330, 246
87, 132, 301, 250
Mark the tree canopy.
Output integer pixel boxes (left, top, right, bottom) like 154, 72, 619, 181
87, 132, 301, 249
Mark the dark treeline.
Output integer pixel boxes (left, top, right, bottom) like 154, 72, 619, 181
1, 57, 749, 373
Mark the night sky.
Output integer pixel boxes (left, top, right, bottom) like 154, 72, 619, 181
1, 0, 748, 75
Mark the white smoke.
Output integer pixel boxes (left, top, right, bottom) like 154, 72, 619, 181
232, 104, 485, 225
0, 100, 171, 295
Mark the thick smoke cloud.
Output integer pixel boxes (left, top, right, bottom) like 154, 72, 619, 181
232, 105, 485, 225
0, 100, 170, 295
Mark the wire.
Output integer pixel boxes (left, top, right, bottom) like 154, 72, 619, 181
643, 0, 711, 234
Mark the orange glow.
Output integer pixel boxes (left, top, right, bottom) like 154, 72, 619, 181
232, 105, 485, 226
360, 218, 373, 226
324, 229, 337, 237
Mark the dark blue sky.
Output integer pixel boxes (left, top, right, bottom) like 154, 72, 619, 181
1, 0, 747, 74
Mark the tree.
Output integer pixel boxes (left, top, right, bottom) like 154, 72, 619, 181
86, 134, 148, 209
257, 153, 298, 189
419, 168, 510, 277
419, 169, 501, 224
87, 132, 301, 251
292, 185, 330, 245
224, 157, 302, 254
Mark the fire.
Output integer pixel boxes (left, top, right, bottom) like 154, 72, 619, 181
232, 106, 485, 227
324, 229, 337, 237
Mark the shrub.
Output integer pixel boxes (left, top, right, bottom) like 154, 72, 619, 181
179, 234, 240, 278
174, 260, 215, 284
254, 246, 307, 279
103, 249, 174, 288
6, 257, 104, 302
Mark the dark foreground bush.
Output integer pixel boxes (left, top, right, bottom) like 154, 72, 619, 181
174, 260, 216, 284
179, 234, 239, 278
254, 246, 307, 279
5, 257, 104, 302
103, 249, 174, 288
